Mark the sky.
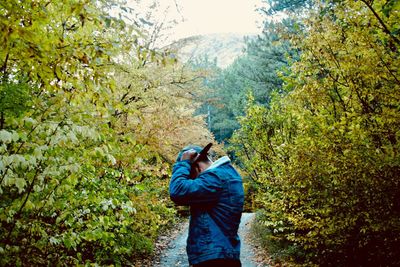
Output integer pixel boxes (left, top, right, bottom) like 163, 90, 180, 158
170, 0, 264, 39
127, 0, 264, 44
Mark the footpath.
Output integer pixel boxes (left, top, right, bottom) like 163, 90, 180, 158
155, 213, 264, 267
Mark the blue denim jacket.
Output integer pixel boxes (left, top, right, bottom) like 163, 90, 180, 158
169, 156, 244, 265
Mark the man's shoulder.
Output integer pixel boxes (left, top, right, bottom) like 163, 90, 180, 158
208, 156, 231, 170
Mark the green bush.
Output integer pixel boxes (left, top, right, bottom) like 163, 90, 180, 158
0, 0, 212, 265
233, 1, 400, 265
251, 211, 307, 264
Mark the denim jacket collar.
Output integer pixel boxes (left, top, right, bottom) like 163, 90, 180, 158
206, 156, 230, 171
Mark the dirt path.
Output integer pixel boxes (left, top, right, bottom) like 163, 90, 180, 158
154, 213, 263, 267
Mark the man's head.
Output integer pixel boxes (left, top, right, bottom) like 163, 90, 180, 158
177, 144, 213, 176
176, 145, 203, 162
192, 152, 212, 174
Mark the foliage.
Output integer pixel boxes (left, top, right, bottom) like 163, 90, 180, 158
233, 0, 400, 265
0, 0, 213, 265
194, 21, 294, 143
261, 0, 314, 14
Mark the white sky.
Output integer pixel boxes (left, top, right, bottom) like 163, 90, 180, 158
171, 0, 263, 39
128, 0, 264, 44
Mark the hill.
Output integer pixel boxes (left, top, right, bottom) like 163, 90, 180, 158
166, 33, 253, 68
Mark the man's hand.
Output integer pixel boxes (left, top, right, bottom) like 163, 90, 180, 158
181, 149, 198, 162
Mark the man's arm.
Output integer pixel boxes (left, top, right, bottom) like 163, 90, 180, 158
169, 160, 223, 206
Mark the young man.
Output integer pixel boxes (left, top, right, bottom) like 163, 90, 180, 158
169, 145, 244, 267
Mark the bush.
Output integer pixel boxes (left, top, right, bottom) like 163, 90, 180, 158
233, 1, 400, 265
0, 0, 213, 265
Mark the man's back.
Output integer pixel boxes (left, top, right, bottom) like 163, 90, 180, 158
170, 155, 244, 266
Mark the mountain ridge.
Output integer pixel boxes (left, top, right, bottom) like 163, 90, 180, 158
165, 33, 254, 68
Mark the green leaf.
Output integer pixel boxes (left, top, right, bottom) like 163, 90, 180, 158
15, 177, 27, 193
0, 130, 12, 144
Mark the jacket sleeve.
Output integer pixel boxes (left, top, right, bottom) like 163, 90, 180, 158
169, 160, 223, 206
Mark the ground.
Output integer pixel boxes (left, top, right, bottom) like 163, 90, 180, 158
151, 212, 268, 267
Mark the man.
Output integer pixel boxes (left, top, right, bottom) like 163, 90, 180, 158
169, 145, 244, 267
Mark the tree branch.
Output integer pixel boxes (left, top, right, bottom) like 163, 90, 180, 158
361, 0, 400, 47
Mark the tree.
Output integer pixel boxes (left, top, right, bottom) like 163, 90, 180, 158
0, 0, 214, 264
233, 0, 400, 265
260, 0, 314, 14
193, 21, 295, 143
